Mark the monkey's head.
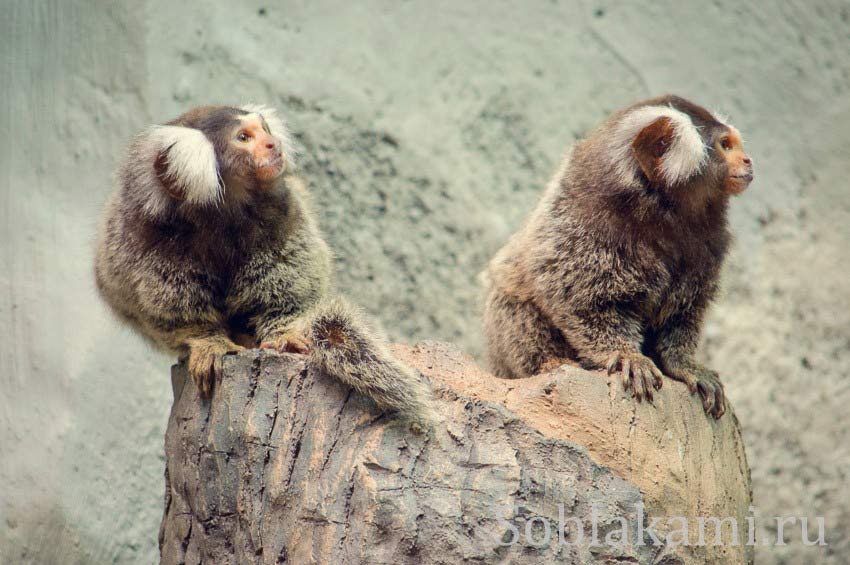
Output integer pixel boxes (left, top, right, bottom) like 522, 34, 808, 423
126, 104, 297, 217
607, 95, 753, 201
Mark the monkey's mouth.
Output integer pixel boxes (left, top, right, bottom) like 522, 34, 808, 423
255, 156, 284, 181
725, 172, 753, 195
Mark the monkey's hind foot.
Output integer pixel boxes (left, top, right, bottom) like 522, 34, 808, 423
606, 352, 664, 403
260, 331, 311, 355
187, 336, 245, 398
666, 364, 726, 419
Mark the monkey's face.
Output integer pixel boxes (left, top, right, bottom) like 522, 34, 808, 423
624, 99, 753, 200
711, 127, 753, 195
229, 114, 284, 183
149, 105, 296, 210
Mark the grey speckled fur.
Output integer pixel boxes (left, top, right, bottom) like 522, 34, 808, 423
95, 105, 431, 423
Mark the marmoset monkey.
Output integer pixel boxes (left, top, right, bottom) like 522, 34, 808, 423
483, 95, 753, 419
95, 104, 431, 422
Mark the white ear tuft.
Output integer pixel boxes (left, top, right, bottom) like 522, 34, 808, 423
657, 108, 706, 186
149, 125, 222, 205
610, 105, 707, 187
240, 103, 298, 166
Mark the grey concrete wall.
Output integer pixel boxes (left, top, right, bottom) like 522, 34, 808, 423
1, 1, 848, 563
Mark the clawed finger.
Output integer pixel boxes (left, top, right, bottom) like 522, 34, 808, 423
212, 354, 222, 391
613, 354, 666, 405
622, 367, 635, 398
714, 398, 726, 419
651, 366, 664, 391
622, 365, 648, 403
189, 353, 220, 399
606, 354, 619, 374
712, 383, 726, 419
193, 362, 211, 398
695, 374, 727, 419
698, 382, 714, 414
633, 376, 643, 402
632, 365, 648, 403
202, 356, 215, 398
640, 369, 654, 403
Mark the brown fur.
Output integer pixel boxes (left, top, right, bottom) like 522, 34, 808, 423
482, 95, 754, 419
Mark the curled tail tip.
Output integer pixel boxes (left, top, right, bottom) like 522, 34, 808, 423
303, 297, 435, 424
305, 298, 364, 352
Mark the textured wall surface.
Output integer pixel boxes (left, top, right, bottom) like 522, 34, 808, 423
1, 1, 848, 563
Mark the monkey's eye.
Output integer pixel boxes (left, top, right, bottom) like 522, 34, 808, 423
237, 131, 251, 143
720, 138, 732, 151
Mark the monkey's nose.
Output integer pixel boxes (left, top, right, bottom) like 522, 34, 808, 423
742, 156, 752, 165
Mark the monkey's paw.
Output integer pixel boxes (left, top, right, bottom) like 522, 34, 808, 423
666, 364, 726, 419
187, 339, 245, 398
606, 352, 664, 403
260, 331, 311, 355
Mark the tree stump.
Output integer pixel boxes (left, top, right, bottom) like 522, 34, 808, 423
159, 342, 752, 564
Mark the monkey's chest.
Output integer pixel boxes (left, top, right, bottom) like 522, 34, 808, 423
187, 234, 247, 303
643, 262, 715, 328
645, 281, 695, 326
638, 235, 722, 326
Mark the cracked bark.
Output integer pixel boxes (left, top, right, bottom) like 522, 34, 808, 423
160, 342, 752, 564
